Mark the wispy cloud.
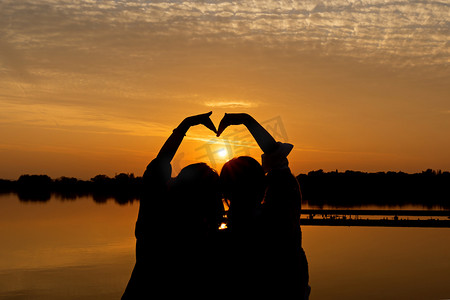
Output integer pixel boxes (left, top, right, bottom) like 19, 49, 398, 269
0, 0, 448, 70
204, 100, 259, 108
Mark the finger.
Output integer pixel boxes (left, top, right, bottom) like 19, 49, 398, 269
187, 111, 213, 127
197, 111, 212, 119
204, 118, 217, 134
200, 111, 216, 133
196, 111, 212, 117
216, 114, 230, 137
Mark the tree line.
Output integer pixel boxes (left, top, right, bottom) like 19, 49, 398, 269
0, 173, 143, 204
0, 169, 448, 208
298, 169, 449, 208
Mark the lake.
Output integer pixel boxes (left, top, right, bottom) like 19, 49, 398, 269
0, 194, 449, 299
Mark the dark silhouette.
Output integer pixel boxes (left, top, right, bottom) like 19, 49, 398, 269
0, 173, 143, 204
297, 169, 450, 208
219, 156, 267, 297
122, 112, 225, 299
217, 113, 310, 299
0, 179, 15, 193
220, 156, 266, 231
170, 162, 224, 235
17, 175, 52, 202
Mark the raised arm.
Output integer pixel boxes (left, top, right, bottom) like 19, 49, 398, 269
217, 113, 277, 154
156, 111, 217, 164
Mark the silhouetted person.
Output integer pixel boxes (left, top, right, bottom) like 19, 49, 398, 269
122, 112, 225, 299
218, 113, 310, 299
220, 156, 266, 298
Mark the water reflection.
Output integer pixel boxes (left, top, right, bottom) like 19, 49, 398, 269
0, 194, 449, 299
304, 226, 450, 300
0, 194, 137, 299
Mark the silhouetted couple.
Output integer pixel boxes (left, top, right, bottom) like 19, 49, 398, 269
122, 112, 310, 299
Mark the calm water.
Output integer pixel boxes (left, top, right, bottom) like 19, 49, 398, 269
0, 194, 449, 299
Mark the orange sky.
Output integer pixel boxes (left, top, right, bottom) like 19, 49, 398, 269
0, 0, 449, 179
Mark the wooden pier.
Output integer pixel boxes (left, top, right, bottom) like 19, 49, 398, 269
300, 209, 450, 228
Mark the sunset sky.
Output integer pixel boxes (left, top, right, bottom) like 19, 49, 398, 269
0, 0, 449, 179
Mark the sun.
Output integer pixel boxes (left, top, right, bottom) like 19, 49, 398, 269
218, 148, 228, 158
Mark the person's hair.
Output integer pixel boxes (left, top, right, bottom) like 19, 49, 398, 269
220, 156, 266, 210
172, 163, 223, 231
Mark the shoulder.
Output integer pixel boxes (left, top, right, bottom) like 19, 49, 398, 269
143, 158, 172, 183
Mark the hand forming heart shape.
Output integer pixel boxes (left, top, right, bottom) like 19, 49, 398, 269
186, 112, 249, 138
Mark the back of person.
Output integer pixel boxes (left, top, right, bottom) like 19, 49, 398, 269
168, 163, 225, 298
123, 161, 225, 299
260, 168, 307, 298
219, 156, 267, 297
221, 153, 308, 299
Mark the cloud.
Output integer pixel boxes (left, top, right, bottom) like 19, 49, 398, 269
0, 37, 33, 80
0, 0, 448, 71
0, 0, 448, 129
203, 100, 259, 108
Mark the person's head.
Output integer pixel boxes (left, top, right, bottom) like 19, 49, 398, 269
220, 156, 266, 216
171, 163, 223, 233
